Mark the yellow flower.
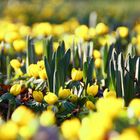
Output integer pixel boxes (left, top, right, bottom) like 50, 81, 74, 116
87, 84, 99, 96
10, 84, 21, 96
4, 31, 20, 43
75, 25, 89, 40
117, 26, 129, 38
95, 58, 102, 68
96, 98, 124, 118
53, 42, 59, 52
44, 92, 58, 105
88, 27, 96, 39
11, 106, 34, 126
0, 121, 18, 140
13, 39, 26, 52
93, 49, 101, 59
27, 64, 39, 78
19, 25, 31, 37
96, 22, 109, 35
79, 112, 112, 140
10, 59, 21, 70
40, 110, 56, 126
71, 68, 83, 81
103, 88, 116, 98
119, 128, 140, 140
52, 25, 64, 36
32, 22, 52, 36
85, 101, 95, 110
37, 60, 45, 70
61, 118, 81, 140
69, 94, 78, 102
129, 99, 140, 117
58, 87, 71, 99
15, 68, 23, 76
32, 91, 43, 102
39, 69, 47, 80
34, 41, 43, 56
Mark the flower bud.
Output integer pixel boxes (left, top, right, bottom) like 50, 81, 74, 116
58, 87, 71, 99
10, 84, 21, 96
71, 68, 83, 81
44, 92, 58, 105
32, 91, 43, 102
87, 84, 98, 96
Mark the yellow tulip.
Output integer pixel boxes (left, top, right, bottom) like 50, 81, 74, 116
95, 58, 102, 68
96, 98, 124, 118
129, 99, 140, 117
37, 60, 45, 70
88, 27, 96, 39
44, 92, 58, 105
27, 64, 39, 78
10, 59, 21, 70
39, 69, 47, 80
13, 39, 26, 52
40, 110, 56, 126
96, 22, 109, 35
32, 91, 43, 102
117, 26, 129, 38
61, 118, 81, 140
11, 106, 34, 126
34, 41, 43, 56
71, 68, 83, 81
58, 87, 71, 99
75, 25, 89, 40
85, 100, 95, 110
93, 49, 101, 59
0, 121, 18, 140
103, 88, 116, 98
87, 84, 99, 96
10, 84, 21, 96
4, 31, 20, 43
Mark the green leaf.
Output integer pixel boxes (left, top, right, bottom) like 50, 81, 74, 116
26, 36, 36, 68
43, 36, 53, 65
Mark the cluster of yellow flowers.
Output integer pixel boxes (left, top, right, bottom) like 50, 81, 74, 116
1, 97, 140, 140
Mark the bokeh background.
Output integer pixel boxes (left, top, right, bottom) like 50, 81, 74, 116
0, 0, 140, 28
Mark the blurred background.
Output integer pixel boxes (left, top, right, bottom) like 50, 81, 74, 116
0, 0, 140, 28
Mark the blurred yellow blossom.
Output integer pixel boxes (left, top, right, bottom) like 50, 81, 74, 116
11, 106, 34, 126
96, 22, 109, 35
0, 121, 18, 140
40, 110, 56, 126
13, 39, 26, 52
117, 26, 129, 38
103, 88, 116, 98
61, 118, 81, 140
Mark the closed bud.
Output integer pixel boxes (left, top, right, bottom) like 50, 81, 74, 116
32, 91, 43, 102
58, 87, 71, 99
10, 84, 21, 96
87, 84, 98, 96
44, 92, 58, 105
71, 68, 83, 81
